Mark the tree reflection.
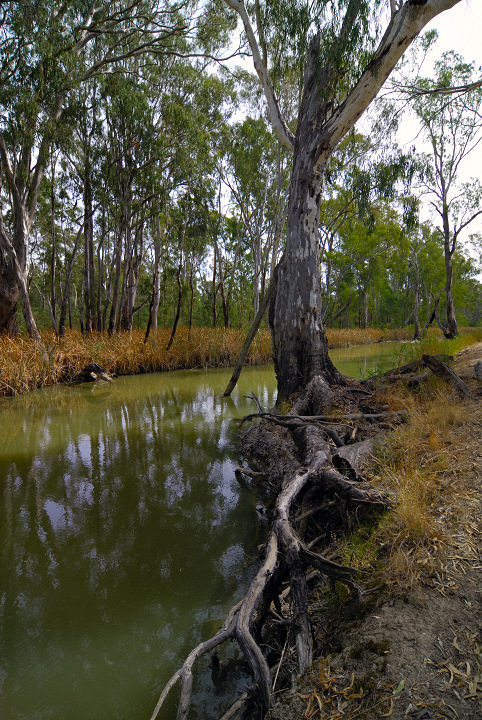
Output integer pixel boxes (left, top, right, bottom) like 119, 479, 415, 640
0, 367, 276, 720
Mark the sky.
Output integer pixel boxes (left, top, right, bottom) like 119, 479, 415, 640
428, 0, 481, 66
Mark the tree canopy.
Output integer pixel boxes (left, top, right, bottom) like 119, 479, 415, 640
0, 0, 480, 364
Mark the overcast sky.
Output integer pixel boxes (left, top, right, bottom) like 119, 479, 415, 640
387, 0, 482, 158
230, 1, 482, 256
428, 0, 481, 65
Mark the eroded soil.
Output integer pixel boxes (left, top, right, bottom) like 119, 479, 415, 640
268, 345, 482, 720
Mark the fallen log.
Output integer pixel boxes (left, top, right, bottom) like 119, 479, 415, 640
73, 362, 112, 383
223, 283, 273, 397
374, 370, 428, 388
362, 354, 453, 390
422, 354, 475, 399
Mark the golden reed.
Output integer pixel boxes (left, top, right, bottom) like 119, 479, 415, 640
1, 325, 480, 397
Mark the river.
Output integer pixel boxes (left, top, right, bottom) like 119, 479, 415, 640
0, 342, 403, 720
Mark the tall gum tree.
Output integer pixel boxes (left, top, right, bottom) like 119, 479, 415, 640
407, 51, 482, 338
0, 0, 205, 342
223, 0, 462, 402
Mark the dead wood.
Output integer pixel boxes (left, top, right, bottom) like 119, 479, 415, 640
239, 412, 347, 448
322, 426, 345, 446
234, 467, 266, 483
344, 384, 373, 394
358, 357, 428, 389
150, 601, 241, 720
244, 391, 264, 413
422, 297, 439, 335
383, 358, 425, 376
314, 465, 391, 506
73, 362, 112, 383
150, 375, 394, 720
218, 694, 248, 720
240, 422, 300, 488
238, 410, 407, 428
333, 438, 379, 481
422, 354, 475, 398
296, 500, 336, 524
362, 354, 454, 391
381, 371, 429, 388
475, 360, 482, 382
223, 282, 273, 397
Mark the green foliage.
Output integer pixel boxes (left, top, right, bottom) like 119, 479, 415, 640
2, 0, 481, 338
403, 328, 482, 363
261, 0, 383, 101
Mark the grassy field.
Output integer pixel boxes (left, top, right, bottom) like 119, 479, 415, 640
0, 325, 481, 397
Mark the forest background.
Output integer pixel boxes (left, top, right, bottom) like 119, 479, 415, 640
0, 0, 481, 358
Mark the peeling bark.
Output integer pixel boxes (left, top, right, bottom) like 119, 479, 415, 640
227, 0, 462, 402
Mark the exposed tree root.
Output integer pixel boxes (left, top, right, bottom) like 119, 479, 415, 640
150, 373, 395, 720
160, 343, 481, 717
237, 410, 407, 428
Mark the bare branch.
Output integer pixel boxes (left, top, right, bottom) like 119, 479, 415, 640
393, 77, 482, 98
223, 0, 295, 151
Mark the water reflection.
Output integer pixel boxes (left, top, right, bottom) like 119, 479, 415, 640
0, 344, 402, 720
330, 341, 405, 378
0, 367, 278, 720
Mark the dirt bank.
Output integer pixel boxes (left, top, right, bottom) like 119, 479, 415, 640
268, 346, 482, 720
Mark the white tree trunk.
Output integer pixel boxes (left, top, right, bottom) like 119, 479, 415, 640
228, 0, 462, 399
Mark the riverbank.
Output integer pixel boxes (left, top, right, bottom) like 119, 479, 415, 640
269, 344, 482, 720
0, 326, 270, 397
0, 326, 418, 398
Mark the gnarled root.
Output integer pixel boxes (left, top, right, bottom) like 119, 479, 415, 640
149, 374, 393, 720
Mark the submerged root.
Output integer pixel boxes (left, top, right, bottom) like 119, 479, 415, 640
149, 374, 394, 720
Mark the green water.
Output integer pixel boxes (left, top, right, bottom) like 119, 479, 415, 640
0, 342, 403, 720
330, 340, 406, 378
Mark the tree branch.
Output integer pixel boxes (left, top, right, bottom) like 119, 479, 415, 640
223, 0, 295, 151
320, 0, 463, 162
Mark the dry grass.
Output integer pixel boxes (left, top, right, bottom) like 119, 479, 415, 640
341, 328, 482, 592
300, 370, 482, 719
0, 326, 273, 397
1, 324, 480, 398
350, 384, 481, 593
297, 657, 398, 719
0, 334, 59, 395
0, 325, 408, 398
326, 327, 414, 348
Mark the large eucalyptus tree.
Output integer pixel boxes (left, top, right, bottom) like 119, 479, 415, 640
0, 0, 200, 341
223, 0, 462, 402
